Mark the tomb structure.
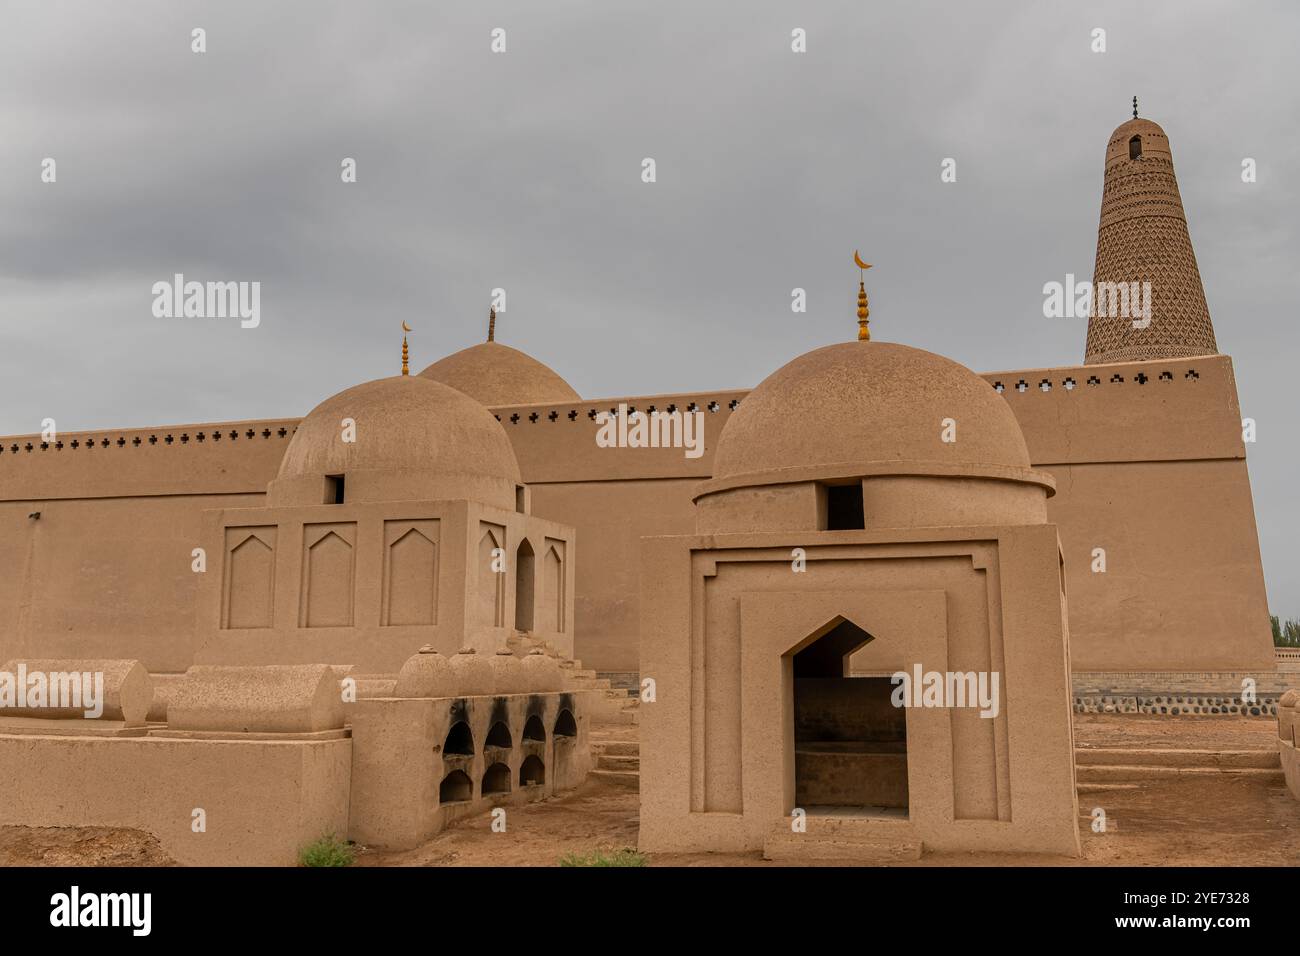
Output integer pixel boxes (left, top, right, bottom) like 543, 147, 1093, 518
0, 370, 596, 865
0, 652, 594, 865
192, 372, 576, 673
1280, 689, 1299, 801
639, 337, 1081, 859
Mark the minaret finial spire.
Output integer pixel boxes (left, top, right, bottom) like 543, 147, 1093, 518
1133, 95, 1138, 119
401, 321, 412, 375
487, 307, 496, 342
853, 250, 872, 341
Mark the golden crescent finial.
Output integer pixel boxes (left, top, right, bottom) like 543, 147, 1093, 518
401, 321, 411, 375
854, 253, 871, 342
402, 320, 412, 332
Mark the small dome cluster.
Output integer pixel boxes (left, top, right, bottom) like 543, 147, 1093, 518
395, 646, 563, 698
269, 335, 580, 509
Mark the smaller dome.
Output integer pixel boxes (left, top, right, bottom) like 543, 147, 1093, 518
697, 340, 1052, 534
490, 648, 526, 695
394, 646, 455, 698
448, 647, 494, 697
520, 649, 562, 692
420, 342, 580, 407
270, 375, 521, 509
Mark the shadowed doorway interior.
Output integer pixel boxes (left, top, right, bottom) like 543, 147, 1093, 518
792, 619, 908, 815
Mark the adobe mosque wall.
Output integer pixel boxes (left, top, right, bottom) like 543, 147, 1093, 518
0, 111, 1277, 688
980, 353, 1273, 674
0, 420, 296, 671
494, 351, 1272, 677
0, 355, 1274, 680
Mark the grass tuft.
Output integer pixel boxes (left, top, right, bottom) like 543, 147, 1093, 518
559, 846, 647, 867
299, 832, 355, 867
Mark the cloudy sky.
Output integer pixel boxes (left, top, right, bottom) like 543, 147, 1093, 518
2, 0, 1297, 617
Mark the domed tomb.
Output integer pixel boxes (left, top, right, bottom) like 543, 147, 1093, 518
269, 375, 522, 509
696, 341, 1054, 533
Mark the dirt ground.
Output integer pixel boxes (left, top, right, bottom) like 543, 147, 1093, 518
354, 778, 642, 867
355, 771, 1300, 868
356, 715, 1299, 867
1072, 713, 1280, 752
4, 716, 1296, 866
0, 825, 176, 866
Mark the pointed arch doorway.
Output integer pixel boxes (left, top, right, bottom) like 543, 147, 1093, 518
791, 617, 909, 815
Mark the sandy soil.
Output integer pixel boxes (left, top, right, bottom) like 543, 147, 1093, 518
354, 778, 642, 867
350, 767, 1300, 868
0, 825, 176, 866
1073, 713, 1280, 751
355, 715, 1298, 867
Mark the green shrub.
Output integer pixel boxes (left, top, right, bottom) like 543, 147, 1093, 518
299, 832, 355, 867
558, 846, 647, 867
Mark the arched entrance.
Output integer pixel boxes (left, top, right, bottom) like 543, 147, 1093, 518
515, 539, 535, 632
791, 618, 908, 815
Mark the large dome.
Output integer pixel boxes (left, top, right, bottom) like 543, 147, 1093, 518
269, 375, 522, 509
709, 341, 1039, 491
419, 342, 580, 406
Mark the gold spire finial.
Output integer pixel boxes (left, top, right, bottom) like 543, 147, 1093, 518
487, 307, 496, 343
401, 320, 412, 375
853, 251, 872, 341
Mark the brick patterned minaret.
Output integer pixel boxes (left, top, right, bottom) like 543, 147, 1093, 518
1083, 110, 1218, 365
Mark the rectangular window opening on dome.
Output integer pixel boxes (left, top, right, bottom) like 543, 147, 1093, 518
324, 474, 345, 505
822, 482, 865, 531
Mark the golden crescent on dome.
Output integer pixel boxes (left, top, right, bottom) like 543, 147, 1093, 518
853, 250, 872, 271
402, 321, 412, 332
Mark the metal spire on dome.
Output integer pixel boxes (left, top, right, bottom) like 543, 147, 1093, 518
853, 250, 872, 341
401, 320, 412, 375
487, 307, 496, 342
1132, 95, 1138, 119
